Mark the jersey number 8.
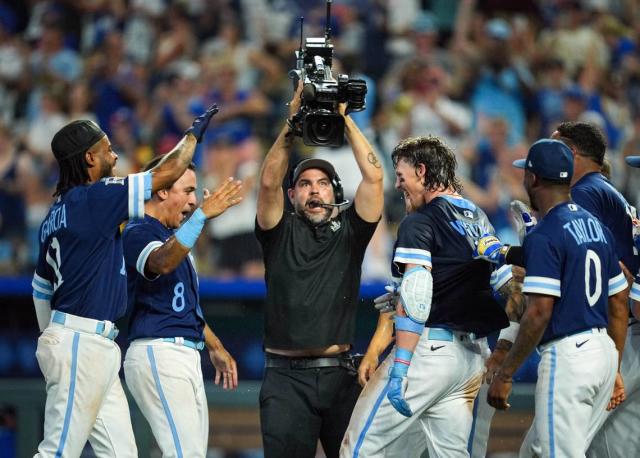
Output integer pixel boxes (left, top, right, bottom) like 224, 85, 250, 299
172, 282, 185, 312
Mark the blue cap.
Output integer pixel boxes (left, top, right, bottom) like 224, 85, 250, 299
626, 156, 640, 168
513, 139, 573, 183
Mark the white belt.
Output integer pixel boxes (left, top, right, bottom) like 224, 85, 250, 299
51, 310, 119, 340
538, 327, 606, 352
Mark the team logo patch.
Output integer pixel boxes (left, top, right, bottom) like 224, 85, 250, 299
330, 220, 341, 232
568, 204, 578, 211
103, 177, 125, 186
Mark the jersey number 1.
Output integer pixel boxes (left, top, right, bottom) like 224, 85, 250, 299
46, 237, 64, 291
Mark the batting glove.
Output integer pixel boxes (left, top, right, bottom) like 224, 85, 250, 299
387, 349, 413, 417
185, 104, 219, 143
473, 234, 508, 265
373, 280, 400, 314
510, 200, 537, 243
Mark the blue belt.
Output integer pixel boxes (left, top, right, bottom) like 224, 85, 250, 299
427, 328, 454, 342
52, 310, 119, 340
162, 337, 205, 350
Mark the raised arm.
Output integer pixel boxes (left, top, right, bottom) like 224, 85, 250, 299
146, 179, 242, 276
345, 115, 384, 222
256, 86, 302, 230
149, 105, 219, 193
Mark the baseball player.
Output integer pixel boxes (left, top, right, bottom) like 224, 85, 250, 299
584, 153, 640, 457
340, 136, 509, 458
486, 139, 629, 457
31, 107, 218, 457
122, 156, 241, 457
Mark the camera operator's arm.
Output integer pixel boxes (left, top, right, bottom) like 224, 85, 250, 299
257, 85, 302, 230
344, 113, 384, 222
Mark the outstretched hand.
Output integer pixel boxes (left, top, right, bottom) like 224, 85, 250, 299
186, 104, 219, 143
200, 178, 243, 219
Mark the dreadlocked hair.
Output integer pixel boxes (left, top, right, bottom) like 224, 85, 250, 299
391, 135, 462, 193
53, 154, 90, 197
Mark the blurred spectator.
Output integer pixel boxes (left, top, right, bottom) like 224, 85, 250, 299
0, 124, 27, 274
461, 116, 528, 244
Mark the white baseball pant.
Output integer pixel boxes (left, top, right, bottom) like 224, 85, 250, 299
340, 328, 484, 458
587, 321, 640, 457
124, 339, 208, 458
467, 341, 495, 458
34, 316, 137, 457
519, 329, 617, 458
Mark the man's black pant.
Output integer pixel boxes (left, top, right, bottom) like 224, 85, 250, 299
259, 356, 362, 458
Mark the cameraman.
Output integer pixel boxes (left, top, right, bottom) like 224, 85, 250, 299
255, 84, 383, 458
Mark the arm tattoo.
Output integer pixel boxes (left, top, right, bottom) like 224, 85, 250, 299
505, 284, 526, 322
495, 339, 513, 352
367, 151, 382, 169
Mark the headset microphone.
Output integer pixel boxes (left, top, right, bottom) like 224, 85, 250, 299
309, 200, 351, 209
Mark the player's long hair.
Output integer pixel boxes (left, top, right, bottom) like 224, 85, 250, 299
53, 154, 90, 197
391, 135, 462, 193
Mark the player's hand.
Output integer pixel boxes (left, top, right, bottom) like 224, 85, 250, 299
209, 346, 238, 390
483, 347, 508, 384
200, 178, 243, 219
185, 104, 219, 143
357, 351, 379, 387
510, 200, 537, 243
607, 372, 626, 411
373, 282, 399, 314
474, 234, 507, 265
387, 364, 413, 417
632, 217, 640, 252
487, 372, 512, 410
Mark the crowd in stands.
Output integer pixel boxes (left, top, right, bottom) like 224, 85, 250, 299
2, 0, 640, 278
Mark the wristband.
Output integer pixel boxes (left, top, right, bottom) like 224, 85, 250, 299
175, 208, 206, 249
390, 348, 413, 377
498, 321, 520, 343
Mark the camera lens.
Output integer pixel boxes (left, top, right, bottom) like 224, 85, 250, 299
312, 119, 334, 141
302, 112, 345, 147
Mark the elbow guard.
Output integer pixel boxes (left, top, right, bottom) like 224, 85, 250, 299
399, 267, 433, 324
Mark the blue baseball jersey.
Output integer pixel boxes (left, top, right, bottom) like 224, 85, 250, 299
392, 195, 509, 336
123, 215, 205, 342
522, 202, 627, 344
572, 172, 638, 274
31, 173, 151, 321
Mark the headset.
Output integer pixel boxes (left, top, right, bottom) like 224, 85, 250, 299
289, 159, 348, 207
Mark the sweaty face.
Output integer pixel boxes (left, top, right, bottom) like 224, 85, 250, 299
165, 169, 197, 229
288, 168, 334, 225
89, 136, 118, 178
394, 158, 425, 213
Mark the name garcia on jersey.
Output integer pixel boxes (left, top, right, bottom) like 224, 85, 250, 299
40, 204, 67, 243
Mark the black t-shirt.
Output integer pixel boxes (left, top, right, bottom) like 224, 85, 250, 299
255, 205, 378, 349
392, 196, 509, 336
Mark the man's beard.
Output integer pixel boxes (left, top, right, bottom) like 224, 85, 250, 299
100, 161, 114, 178
295, 202, 332, 226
